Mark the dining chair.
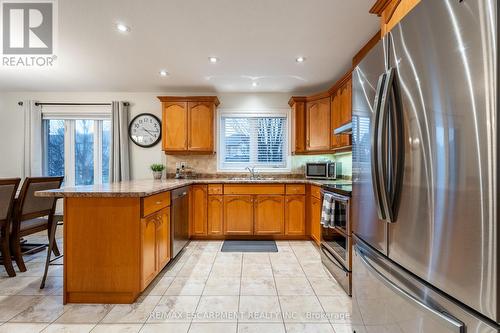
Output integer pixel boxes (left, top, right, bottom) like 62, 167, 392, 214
10, 176, 63, 272
0, 178, 21, 277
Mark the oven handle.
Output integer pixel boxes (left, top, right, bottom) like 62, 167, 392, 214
321, 245, 349, 273
320, 190, 350, 203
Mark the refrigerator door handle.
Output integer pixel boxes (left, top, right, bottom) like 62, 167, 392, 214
370, 73, 387, 220
356, 244, 465, 333
377, 68, 395, 222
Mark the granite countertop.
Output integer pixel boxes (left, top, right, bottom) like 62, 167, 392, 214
36, 178, 352, 198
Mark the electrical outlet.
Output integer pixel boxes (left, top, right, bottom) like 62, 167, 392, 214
180, 162, 187, 168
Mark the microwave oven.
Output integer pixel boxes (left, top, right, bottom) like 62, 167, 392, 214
305, 162, 341, 179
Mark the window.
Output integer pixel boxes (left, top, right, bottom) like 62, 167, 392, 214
42, 107, 111, 186
219, 113, 289, 171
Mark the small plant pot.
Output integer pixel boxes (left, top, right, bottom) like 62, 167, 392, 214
153, 171, 163, 180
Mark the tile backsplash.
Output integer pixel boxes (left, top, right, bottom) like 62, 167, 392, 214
165, 152, 352, 178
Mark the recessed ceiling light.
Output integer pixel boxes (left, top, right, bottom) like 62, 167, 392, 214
116, 23, 130, 33
159, 70, 169, 77
296, 56, 306, 63
208, 57, 219, 63
252, 81, 258, 87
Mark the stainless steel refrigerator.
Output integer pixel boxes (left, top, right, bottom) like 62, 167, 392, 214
351, 0, 499, 331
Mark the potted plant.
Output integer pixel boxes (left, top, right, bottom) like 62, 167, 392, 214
150, 163, 165, 180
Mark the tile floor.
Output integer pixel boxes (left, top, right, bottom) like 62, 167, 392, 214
0, 228, 364, 333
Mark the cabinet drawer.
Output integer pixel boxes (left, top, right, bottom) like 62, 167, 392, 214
286, 184, 305, 195
224, 184, 285, 195
208, 184, 223, 195
142, 192, 171, 217
310, 186, 321, 199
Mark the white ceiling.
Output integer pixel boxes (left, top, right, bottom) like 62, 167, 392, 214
0, 0, 379, 94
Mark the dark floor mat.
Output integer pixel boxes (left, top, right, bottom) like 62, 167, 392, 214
221, 240, 278, 252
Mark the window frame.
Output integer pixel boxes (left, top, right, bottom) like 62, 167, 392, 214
41, 106, 111, 186
217, 108, 291, 173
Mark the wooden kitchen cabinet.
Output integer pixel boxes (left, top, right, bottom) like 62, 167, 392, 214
331, 75, 352, 150
191, 185, 208, 236
290, 98, 306, 154
158, 96, 220, 154
224, 195, 254, 235
310, 196, 322, 245
208, 195, 224, 235
254, 195, 285, 235
285, 195, 306, 235
306, 97, 331, 151
370, 0, 421, 36
141, 207, 170, 289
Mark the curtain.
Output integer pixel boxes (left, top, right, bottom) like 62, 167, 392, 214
110, 101, 130, 182
22, 100, 43, 178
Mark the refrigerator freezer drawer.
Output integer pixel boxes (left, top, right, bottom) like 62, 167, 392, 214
353, 236, 499, 332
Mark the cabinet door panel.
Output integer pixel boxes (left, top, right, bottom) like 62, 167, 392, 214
163, 102, 188, 151
208, 195, 224, 235
254, 195, 284, 235
310, 196, 322, 245
331, 92, 341, 149
291, 101, 306, 154
191, 185, 208, 236
188, 102, 214, 151
156, 208, 170, 270
141, 215, 157, 289
306, 98, 331, 151
224, 195, 253, 235
285, 195, 305, 235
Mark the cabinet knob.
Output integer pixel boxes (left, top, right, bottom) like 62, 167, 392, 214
156, 201, 162, 205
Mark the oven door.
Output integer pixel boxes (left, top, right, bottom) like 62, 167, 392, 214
321, 224, 351, 270
306, 163, 328, 179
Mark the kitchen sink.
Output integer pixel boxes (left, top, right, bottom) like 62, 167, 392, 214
228, 177, 276, 181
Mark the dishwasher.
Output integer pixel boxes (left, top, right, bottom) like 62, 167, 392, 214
171, 186, 189, 258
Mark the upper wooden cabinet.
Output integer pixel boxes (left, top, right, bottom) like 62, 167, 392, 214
290, 98, 306, 154
306, 97, 331, 152
370, 0, 421, 36
331, 75, 352, 150
158, 96, 219, 154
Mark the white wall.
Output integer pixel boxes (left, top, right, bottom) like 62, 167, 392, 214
0, 92, 292, 179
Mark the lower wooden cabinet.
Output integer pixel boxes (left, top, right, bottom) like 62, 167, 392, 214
310, 196, 322, 245
224, 195, 254, 235
141, 207, 170, 289
254, 195, 284, 235
207, 195, 224, 235
191, 185, 208, 236
285, 195, 306, 235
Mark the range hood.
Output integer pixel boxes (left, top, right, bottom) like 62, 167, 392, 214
334, 122, 352, 135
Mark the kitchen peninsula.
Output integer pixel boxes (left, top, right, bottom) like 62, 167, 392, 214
37, 178, 351, 304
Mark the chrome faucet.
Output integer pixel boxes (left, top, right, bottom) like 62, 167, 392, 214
246, 166, 256, 179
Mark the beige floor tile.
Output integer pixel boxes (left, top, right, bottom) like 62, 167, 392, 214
24, 262, 64, 277
41, 324, 95, 332
237, 323, 285, 333
101, 296, 162, 324
139, 323, 190, 333
164, 277, 207, 296
300, 262, 330, 278
142, 276, 175, 296
0, 276, 41, 295
269, 254, 299, 266
331, 324, 367, 333
91, 324, 142, 333
317, 295, 364, 325
209, 263, 241, 278
177, 264, 212, 278
56, 304, 112, 324
203, 277, 240, 296
241, 263, 273, 278
11, 295, 65, 323
238, 296, 282, 323
242, 253, 270, 266
16, 277, 63, 296
0, 295, 41, 321
240, 277, 276, 296
279, 296, 328, 323
148, 296, 200, 323
284, 323, 335, 333
274, 278, 314, 296
0, 323, 48, 333
188, 322, 237, 333
307, 278, 345, 296
271, 264, 305, 278
193, 296, 239, 322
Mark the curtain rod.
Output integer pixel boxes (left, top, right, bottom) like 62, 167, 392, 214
17, 102, 130, 106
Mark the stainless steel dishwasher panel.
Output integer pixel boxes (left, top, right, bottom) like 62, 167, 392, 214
171, 187, 189, 258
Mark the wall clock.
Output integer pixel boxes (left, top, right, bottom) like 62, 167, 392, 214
128, 113, 162, 147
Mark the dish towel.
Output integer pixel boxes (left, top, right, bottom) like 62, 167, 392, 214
321, 193, 335, 228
